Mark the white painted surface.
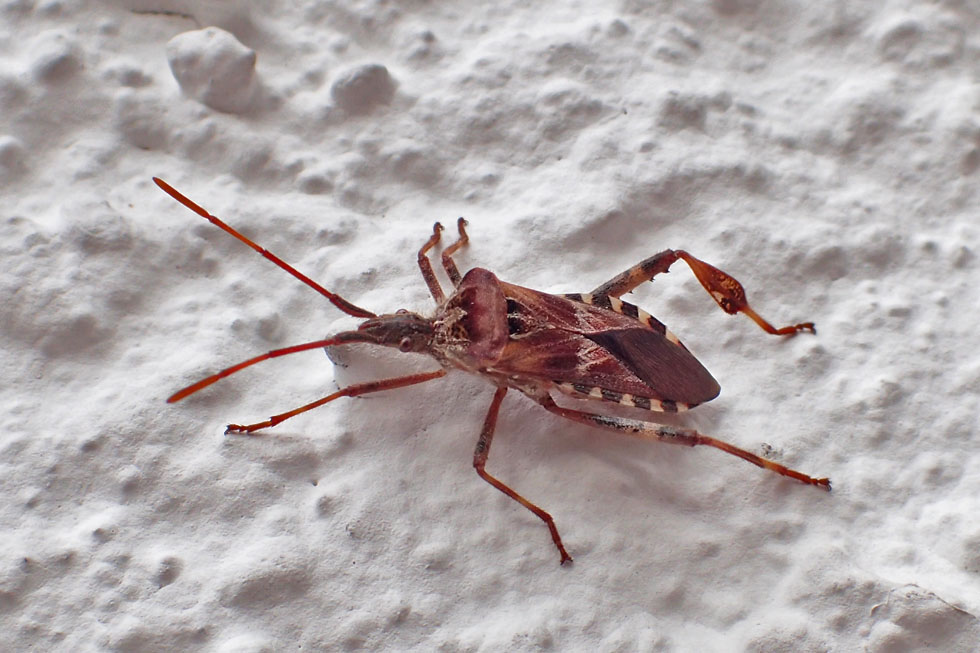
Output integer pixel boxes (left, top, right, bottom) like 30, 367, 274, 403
3, 2, 979, 650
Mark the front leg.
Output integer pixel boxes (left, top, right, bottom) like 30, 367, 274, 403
226, 369, 447, 433
440, 217, 469, 287
417, 222, 447, 304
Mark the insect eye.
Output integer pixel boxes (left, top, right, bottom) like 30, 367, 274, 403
399, 337, 413, 352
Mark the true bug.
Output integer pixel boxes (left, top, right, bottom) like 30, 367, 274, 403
155, 177, 830, 565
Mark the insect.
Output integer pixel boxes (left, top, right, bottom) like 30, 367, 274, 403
155, 177, 830, 565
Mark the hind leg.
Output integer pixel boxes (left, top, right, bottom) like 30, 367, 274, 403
536, 394, 830, 490
591, 249, 814, 336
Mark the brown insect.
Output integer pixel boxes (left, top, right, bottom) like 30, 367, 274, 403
155, 177, 830, 564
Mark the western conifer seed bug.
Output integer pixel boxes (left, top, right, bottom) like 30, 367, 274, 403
155, 177, 830, 565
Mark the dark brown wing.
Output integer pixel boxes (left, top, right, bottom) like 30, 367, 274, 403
585, 328, 719, 404
495, 282, 720, 405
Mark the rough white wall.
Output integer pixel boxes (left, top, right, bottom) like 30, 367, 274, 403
2, 1, 979, 650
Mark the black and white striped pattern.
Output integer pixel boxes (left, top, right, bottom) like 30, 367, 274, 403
554, 381, 691, 413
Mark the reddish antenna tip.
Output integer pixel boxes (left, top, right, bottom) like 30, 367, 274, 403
153, 177, 175, 194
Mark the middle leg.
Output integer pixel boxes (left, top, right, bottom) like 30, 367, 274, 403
473, 386, 572, 564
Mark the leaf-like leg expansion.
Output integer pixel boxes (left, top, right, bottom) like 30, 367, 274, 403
227, 369, 446, 433
589, 248, 814, 336
418, 222, 446, 304
674, 250, 814, 335
537, 395, 830, 490
441, 218, 469, 287
473, 386, 572, 564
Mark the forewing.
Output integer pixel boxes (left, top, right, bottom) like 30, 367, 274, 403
586, 328, 720, 404
501, 282, 644, 334
497, 282, 720, 405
